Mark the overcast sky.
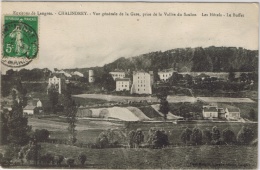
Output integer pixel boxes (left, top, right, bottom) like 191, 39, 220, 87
2, 2, 259, 72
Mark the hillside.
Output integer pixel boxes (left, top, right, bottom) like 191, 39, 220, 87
102, 46, 258, 73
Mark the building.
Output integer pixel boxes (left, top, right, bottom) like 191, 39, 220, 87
130, 71, 153, 94
158, 68, 176, 81
72, 71, 84, 77
109, 70, 126, 80
47, 75, 64, 94
225, 106, 240, 120
23, 105, 36, 115
202, 106, 218, 118
217, 108, 225, 119
116, 78, 131, 91
89, 70, 94, 83
36, 100, 42, 108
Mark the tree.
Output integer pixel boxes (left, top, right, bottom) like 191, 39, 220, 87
101, 73, 115, 91
191, 127, 202, 145
134, 129, 144, 148
237, 126, 254, 145
211, 126, 221, 145
151, 130, 169, 148
62, 84, 78, 145
96, 132, 109, 148
128, 130, 136, 148
181, 127, 192, 145
48, 85, 59, 114
228, 67, 235, 82
78, 153, 87, 166
33, 129, 50, 142
222, 128, 236, 144
248, 109, 257, 121
7, 90, 31, 146
156, 87, 169, 121
203, 128, 212, 144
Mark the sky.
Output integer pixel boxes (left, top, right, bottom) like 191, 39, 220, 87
1, 2, 259, 72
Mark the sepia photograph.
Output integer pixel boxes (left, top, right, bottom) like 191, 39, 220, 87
0, 2, 259, 169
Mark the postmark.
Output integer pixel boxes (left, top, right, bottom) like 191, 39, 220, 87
2, 16, 38, 67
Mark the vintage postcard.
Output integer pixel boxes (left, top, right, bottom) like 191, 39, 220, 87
0, 1, 258, 169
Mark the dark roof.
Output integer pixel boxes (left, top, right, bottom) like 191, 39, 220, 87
115, 78, 130, 82
226, 106, 240, 112
203, 106, 218, 112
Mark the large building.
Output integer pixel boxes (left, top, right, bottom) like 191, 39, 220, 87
47, 75, 65, 94
158, 68, 176, 81
115, 78, 131, 91
109, 70, 126, 80
130, 71, 153, 94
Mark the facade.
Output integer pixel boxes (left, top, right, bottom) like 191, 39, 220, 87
225, 107, 240, 120
37, 100, 42, 108
89, 70, 94, 83
202, 106, 218, 118
23, 105, 36, 115
116, 78, 131, 91
158, 68, 175, 81
130, 71, 153, 94
48, 76, 62, 94
109, 71, 126, 80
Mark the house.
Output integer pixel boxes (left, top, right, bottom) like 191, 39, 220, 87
47, 75, 65, 94
202, 106, 218, 118
225, 106, 240, 120
130, 71, 153, 94
109, 70, 126, 80
116, 78, 131, 91
36, 100, 42, 108
158, 68, 176, 81
23, 105, 36, 115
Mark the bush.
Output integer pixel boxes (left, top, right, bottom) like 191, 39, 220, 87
211, 126, 221, 144
96, 133, 109, 148
54, 155, 64, 166
191, 127, 202, 145
33, 129, 50, 142
181, 128, 192, 145
222, 128, 236, 144
66, 158, 75, 167
203, 128, 212, 144
150, 130, 169, 148
237, 126, 254, 145
78, 153, 87, 166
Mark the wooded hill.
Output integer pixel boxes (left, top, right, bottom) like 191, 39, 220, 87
102, 46, 258, 73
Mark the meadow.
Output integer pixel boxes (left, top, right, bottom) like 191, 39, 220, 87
38, 143, 257, 169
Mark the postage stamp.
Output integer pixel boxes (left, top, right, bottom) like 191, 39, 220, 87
2, 16, 38, 67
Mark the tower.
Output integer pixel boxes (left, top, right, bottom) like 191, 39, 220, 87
89, 70, 94, 83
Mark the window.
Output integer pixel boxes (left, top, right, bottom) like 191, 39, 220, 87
122, 85, 123, 87
138, 89, 139, 91
125, 85, 127, 87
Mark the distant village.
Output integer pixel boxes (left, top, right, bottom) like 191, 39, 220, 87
2, 67, 254, 122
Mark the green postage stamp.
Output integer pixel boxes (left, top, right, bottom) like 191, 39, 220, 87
2, 16, 38, 67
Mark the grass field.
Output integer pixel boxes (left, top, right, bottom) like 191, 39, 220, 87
28, 117, 258, 145
37, 143, 257, 169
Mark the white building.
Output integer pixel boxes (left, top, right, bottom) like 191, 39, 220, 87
89, 70, 94, 83
36, 100, 42, 108
116, 78, 131, 91
23, 105, 36, 115
48, 76, 62, 94
225, 106, 240, 120
202, 106, 218, 118
158, 68, 176, 81
109, 71, 126, 80
73, 71, 84, 77
55, 70, 72, 78
130, 71, 153, 94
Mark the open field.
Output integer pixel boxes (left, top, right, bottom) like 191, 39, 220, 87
37, 143, 258, 169
73, 94, 255, 104
28, 117, 257, 145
